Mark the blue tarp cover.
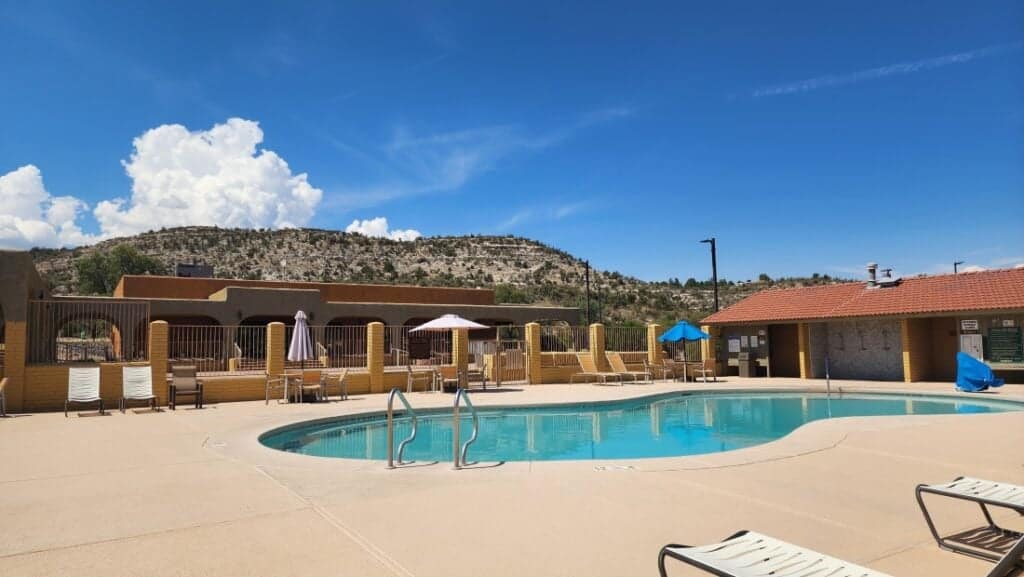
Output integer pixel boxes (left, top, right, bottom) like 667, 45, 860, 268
955, 352, 1005, 392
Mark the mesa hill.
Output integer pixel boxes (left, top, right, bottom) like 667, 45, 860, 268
29, 226, 845, 325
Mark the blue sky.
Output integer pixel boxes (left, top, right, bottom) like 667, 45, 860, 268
1, 1, 1021, 283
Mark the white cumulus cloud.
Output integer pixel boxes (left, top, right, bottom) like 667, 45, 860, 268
345, 217, 421, 241
0, 165, 96, 249
95, 118, 323, 236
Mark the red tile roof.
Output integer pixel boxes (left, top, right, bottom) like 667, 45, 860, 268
702, 267, 1024, 325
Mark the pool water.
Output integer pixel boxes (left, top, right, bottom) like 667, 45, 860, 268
259, 393, 1021, 462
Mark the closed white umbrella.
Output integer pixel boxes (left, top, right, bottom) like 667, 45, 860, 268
288, 310, 315, 367
409, 314, 488, 332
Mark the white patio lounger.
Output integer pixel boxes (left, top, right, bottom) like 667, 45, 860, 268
658, 528, 1024, 577
120, 365, 158, 413
658, 530, 893, 577
66, 366, 104, 417
917, 477, 1024, 565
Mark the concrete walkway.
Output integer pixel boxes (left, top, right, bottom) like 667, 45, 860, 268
1, 378, 1022, 576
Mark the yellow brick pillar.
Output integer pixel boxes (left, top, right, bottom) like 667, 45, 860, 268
524, 322, 542, 384
452, 328, 469, 388
266, 322, 285, 377
647, 324, 663, 366
4, 321, 27, 413
589, 323, 607, 372
148, 321, 169, 404
900, 319, 913, 383
797, 322, 812, 379
367, 322, 385, 393
700, 325, 718, 368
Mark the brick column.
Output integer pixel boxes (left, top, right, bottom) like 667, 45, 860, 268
647, 324, 663, 366
4, 321, 27, 413
148, 321, 169, 404
266, 322, 285, 376
700, 325, 719, 369
452, 328, 469, 387
589, 323, 607, 371
524, 322, 542, 384
367, 322, 385, 393
797, 322, 812, 379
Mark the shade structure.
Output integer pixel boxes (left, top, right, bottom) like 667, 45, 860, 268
409, 314, 488, 332
287, 310, 315, 363
657, 321, 709, 343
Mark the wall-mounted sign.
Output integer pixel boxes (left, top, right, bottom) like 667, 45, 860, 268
728, 338, 741, 353
740, 336, 749, 348
758, 329, 766, 336
1002, 319, 1016, 327
960, 319, 979, 332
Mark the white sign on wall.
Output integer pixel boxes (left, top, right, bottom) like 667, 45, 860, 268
960, 319, 979, 332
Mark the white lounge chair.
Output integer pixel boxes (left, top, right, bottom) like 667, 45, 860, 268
659, 528, 1024, 577
120, 365, 158, 413
917, 477, 1024, 565
66, 366, 103, 417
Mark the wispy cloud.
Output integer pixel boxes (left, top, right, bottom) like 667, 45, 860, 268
320, 107, 634, 212
495, 200, 595, 232
753, 42, 1022, 98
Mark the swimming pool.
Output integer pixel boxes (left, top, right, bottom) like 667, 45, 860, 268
259, 392, 1022, 462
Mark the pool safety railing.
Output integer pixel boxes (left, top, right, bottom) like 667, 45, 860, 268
452, 388, 479, 469
386, 388, 419, 468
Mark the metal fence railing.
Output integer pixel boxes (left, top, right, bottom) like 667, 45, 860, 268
314, 325, 368, 370
384, 325, 452, 367
604, 326, 647, 352
539, 325, 589, 352
27, 299, 150, 364
168, 325, 267, 374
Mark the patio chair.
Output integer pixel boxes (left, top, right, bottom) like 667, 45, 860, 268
121, 365, 158, 413
645, 358, 677, 381
569, 353, 622, 385
407, 365, 438, 393
293, 369, 325, 403
168, 365, 204, 410
465, 355, 488, 389
0, 377, 8, 416
325, 369, 349, 400
66, 366, 104, 417
658, 528, 1024, 577
606, 352, 650, 382
916, 477, 1024, 565
265, 371, 287, 404
693, 359, 717, 382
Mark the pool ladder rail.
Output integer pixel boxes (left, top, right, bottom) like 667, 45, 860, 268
453, 388, 479, 469
386, 388, 419, 468
385, 387, 480, 470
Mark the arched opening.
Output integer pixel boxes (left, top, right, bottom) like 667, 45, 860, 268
470, 318, 515, 341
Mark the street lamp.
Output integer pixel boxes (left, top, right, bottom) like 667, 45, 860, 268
700, 238, 719, 312
584, 260, 591, 325
954, 260, 964, 274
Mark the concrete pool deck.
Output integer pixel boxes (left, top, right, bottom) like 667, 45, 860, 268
1, 377, 1022, 576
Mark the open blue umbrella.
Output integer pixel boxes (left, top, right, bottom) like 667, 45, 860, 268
657, 321, 709, 343
657, 321, 709, 382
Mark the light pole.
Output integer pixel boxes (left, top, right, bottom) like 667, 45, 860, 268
584, 260, 591, 325
954, 260, 964, 274
700, 238, 719, 312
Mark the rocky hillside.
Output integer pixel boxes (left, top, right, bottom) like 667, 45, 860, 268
30, 227, 848, 325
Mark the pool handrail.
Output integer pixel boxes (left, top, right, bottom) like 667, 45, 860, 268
386, 387, 419, 468
453, 388, 479, 469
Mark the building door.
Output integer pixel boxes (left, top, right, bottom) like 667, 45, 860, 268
768, 324, 800, 378
959, 334, 984, 361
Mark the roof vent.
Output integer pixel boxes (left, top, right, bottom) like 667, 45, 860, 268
866, 263, 878, 287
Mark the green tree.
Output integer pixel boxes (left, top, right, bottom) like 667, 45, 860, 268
75, 245, 167, 295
